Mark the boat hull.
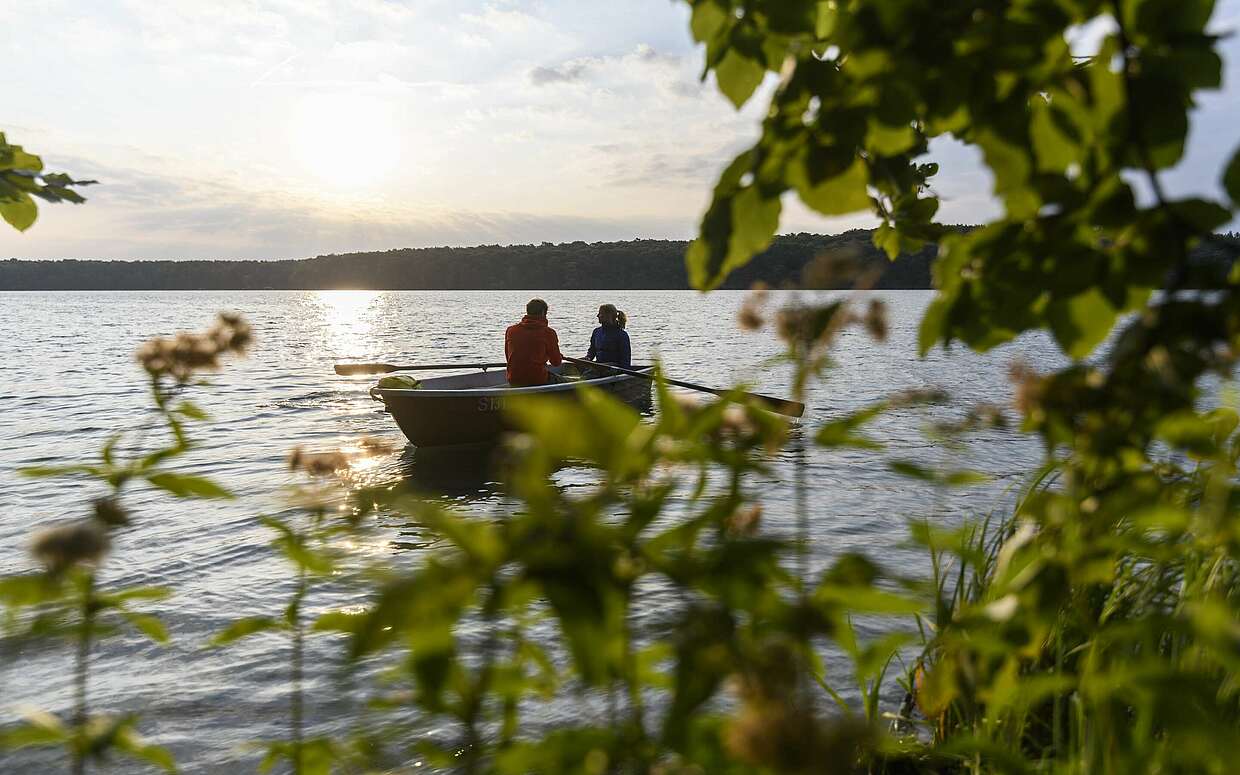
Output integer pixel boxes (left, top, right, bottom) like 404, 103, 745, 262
374, 367, 653, 448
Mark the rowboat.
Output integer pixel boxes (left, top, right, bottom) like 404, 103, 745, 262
370, 365, 654, 448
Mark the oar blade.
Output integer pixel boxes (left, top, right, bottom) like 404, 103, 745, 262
334, 363, 398, 376
746, 393, 806, 418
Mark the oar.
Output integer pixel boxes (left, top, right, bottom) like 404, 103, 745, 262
334, 362, 507, 376
562, 356, 805, 418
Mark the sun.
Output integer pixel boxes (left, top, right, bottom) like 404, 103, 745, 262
291, 94, 402, 188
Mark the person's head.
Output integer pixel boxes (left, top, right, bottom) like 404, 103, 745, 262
597, 303, 619, 326
526, 298, 549, 318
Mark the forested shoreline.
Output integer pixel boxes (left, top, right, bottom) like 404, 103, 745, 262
5, 228, 1238, 291
0, 230, 923, 290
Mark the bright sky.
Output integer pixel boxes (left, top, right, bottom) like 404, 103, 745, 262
2, 0, 1238, 261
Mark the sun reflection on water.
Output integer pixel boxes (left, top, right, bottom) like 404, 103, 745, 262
315, 290, 382, 357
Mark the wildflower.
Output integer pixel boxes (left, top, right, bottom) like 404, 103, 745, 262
891, 387, 950, 406
983, 593, 1020, 622
971, 403, 1008, 429
31, 520, 110, 574
287, 447, 349, 477
357, 436, 395, 456
92, 496, 130, 528
208, 312, 252, 355
737, 303, 765, 331
1008, 360, 1043, 416
933, 403, 1008, 436
718, 405, 756, 437
776, 302, 850, 353
670, 392, 703, 415
136, 312, 251, 382
863, 299, 888, 342
725, 504, 762, 538
737, 283, 768, 331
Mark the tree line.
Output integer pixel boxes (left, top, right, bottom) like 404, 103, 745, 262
0, 230, 929, 290
5, 228, 1236, 292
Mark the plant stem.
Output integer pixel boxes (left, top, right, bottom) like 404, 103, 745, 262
291, 567, 306, 775
73, 572, 96, 775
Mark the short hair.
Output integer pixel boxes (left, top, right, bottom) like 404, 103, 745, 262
526, 298, 548, 316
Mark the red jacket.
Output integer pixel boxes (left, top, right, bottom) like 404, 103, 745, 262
505, 316, 563, 386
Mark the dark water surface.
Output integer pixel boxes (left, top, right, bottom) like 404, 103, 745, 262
0, 290, 1064, 772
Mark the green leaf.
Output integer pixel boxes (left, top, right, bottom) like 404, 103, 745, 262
312, 609, 367, 634
0, 574, 63, 608
889, 460, 936, 481
714, 49, 765, 109
686, 164, 782, 291
1031, 103, 1080, 173
793, 157, 871, 216
917, 296, 951, 355
19, 463, 102, 479
855, 631, 915, 682
816, 585, 924, 614
121, 611, 170, 644
1046, 287, 1117, 360
106, 586, 174, 603
416, 505, 504, 567
690, 0, 729, 44
146, 472, 233, 499
260, 518, 335, 574
208, 616, 284, 647
890, 461, 990, 487
976, 129, 1037, 219
816, 403, 888, 449
10, 148, 43, 172
1224, 145, 1240, 204
1169, 198, 1232, 233
866, 119, 916, 156
0, 710, 69, 749
174, 400, 209, 421
815, 1, 837, 38
113, 726, 177, 773
0, 192, 37, 231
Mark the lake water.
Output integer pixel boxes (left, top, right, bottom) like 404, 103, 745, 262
0, 290, 1065, 772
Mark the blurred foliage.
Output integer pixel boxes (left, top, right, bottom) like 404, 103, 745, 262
678, 0, 1240, 772
7, 0, 1240, 772
0, 314, 249, 773
0, 132, 94, 232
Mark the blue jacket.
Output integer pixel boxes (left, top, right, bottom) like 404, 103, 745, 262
587, 325, 631, 367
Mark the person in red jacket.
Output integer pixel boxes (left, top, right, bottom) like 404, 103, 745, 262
505, 298, 564, 386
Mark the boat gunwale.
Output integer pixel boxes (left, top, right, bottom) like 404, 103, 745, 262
375, 365, 655, 399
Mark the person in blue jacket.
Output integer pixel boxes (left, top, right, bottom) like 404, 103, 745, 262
585, 303, 631, 367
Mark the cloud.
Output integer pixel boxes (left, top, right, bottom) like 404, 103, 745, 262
529, 61, 592, 85
4, 0, 1238, 264
527, 44, 691, 89
0, 155, 701, 261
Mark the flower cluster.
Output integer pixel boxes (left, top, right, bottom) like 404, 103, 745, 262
724, 641, 870, 771
136, 312, 252, 382
1009, 360, 1044, 417
31, 519, 110, 575
724, 504, 763, 538
737, 282, 769, 331
287, 447, 349, 477
29, 495, 133, 575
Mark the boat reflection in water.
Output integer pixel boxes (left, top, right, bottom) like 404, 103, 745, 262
392, 443, 508, 501
375, 442, 512, 552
